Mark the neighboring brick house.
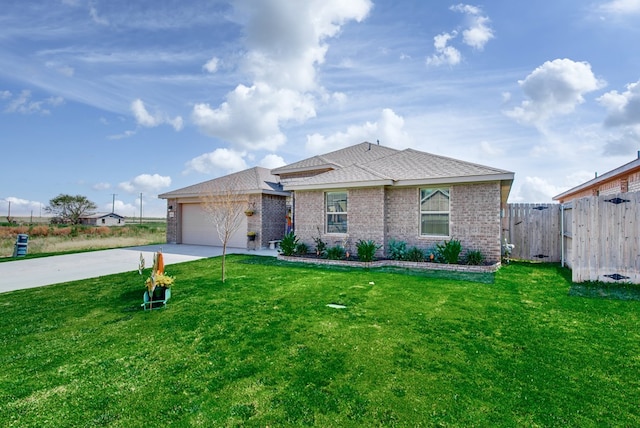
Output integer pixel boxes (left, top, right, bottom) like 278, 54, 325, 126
272, 142, 514, 263
158, 167, 289, 249
553, 152, 640, 203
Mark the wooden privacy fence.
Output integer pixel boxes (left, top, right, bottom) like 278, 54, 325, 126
503, 203, 561, 262
505, 192, 640, 283
570, 192, 640, 283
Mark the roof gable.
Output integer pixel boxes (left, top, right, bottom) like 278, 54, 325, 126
271, 142, 398, 175
159, 166, 286, 199
285, 147, 514, 190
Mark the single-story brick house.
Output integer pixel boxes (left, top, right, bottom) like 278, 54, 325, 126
553, 152, 640, 203
79, 212, 125, 226
159, 142, 514, 261
272, 142, 514, 263
159, 167, 289, 249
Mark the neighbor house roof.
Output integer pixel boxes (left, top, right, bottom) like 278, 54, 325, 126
553, 154, 640, 203
158, 166, 288, 199
271, 142, 398, 175
80, 212, 124, 219
283, 146, 514, 191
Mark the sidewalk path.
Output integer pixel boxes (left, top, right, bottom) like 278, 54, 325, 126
0, 244, 277, 294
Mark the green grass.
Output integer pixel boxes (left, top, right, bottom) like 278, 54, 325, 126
1, 258, 639, 427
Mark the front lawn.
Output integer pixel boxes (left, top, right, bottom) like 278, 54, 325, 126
1, 257, 638, 426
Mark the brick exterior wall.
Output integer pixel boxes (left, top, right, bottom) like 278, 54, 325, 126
260, 194, 288, 247
630, 172, 640, 192
450, 182, 502, 263
293, 182, 503, 263
164, 194, 287, 249
166, 198, 179, 244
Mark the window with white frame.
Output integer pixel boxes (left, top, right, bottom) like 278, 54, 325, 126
326, 191, 347, 234
420, 188, 450, 236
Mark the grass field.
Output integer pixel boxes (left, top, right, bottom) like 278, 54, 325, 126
0, 222, 166, 258
0, 257, 638, 426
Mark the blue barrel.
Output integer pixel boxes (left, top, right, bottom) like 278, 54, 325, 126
13, 234, 28, 257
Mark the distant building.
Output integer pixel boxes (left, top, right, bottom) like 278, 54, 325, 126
79, 212, 126, 226
554, 152, 640, 203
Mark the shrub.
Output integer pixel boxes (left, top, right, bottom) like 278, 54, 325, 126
388, 239, 407, 261
313, 231, 327, 257
406, 246, 425, 262
295, 242, 309, 256
356, 239, 382, 262
465, 249, 485, 265
326, 245, 346, 260
52, 227, 72, 237
29, 225, 50, 237
436, 239, 462, 264
279, 232, 298, 256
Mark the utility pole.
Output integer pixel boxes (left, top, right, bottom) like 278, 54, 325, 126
111, 194, 117, 213
139, 192, 143, 224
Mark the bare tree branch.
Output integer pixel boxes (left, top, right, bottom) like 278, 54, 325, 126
200, 180, 248, 282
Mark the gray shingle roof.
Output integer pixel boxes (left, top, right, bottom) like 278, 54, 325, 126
283, 146, 514, 190
159, 167, 286, 199
271, 142, 398, 174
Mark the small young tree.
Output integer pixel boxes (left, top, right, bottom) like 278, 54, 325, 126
200, 182, 247, 283
45, 194, 97, 224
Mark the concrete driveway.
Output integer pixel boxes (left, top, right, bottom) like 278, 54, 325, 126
0, 244, 277, 294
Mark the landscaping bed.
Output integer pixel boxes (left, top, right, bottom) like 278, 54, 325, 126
278, 254, 501, 273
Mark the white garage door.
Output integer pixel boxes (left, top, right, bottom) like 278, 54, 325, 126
181, 203, 248, 248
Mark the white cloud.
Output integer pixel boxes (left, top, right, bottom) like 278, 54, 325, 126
192, 0, 373, 150
92, 182, 111, 191
427, 4, 493, 67
599, 0, 640, 14
426, 32, 461, 66
513, 176, 567, 203
45, 61, 74, 77
131, 98, 183, 131
602, 127, 640, 155
3, 90, 65, 115
203, 56, 219, 73
192, 83, 316, 151
306, 108, 412, 154
2, 196, 44, 217
118, 174, 172, 194
1, 90, 12, 99
450, 4, 495, 50
89, 5, 109, 25
183, 148, 248, 175
258, 154, 286, 169
598, 80, 640, 127
505, 59, 606, 125
479, 140, 504, 156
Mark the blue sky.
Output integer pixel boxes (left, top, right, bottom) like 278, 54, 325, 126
2, 0, 640, 218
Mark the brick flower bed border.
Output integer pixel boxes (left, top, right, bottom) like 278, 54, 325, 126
277, 255, 501, 273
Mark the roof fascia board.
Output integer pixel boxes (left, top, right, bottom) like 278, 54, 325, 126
553, 158, 640, 200
394, 173, 514, 187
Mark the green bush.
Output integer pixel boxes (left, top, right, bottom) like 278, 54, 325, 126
295, 242, 309, 256
388, 239, 407, 260
465, 249, 485, 265
406, 246, 425, 262
436, 239, 462, 264
326, 245, 346, 260
280, 232, 298, 256
313, 233, 327, 257
356, 239, 382, 262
